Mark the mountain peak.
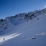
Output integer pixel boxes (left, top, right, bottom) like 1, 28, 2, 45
0, 8, 46, 31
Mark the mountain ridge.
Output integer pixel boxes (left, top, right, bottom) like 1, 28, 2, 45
0, 8, 46, 31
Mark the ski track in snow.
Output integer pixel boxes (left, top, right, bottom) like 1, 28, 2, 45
24, 32, 46, 40
36, 32, 46, 36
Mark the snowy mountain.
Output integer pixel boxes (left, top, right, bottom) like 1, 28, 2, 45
0, 8, 46, 46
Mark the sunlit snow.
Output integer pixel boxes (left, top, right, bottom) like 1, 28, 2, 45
0, 33, 22, 44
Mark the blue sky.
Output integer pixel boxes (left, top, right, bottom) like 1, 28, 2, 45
0, 0, 46, 19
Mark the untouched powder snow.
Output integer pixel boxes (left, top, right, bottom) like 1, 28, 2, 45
0, 8, 46, 46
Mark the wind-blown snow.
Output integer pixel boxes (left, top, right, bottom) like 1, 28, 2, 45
0, 33, 22, 44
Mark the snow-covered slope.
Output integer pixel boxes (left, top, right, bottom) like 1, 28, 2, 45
0, 8, 46, 46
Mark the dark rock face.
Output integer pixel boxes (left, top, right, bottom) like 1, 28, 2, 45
0, 19, 4, 22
